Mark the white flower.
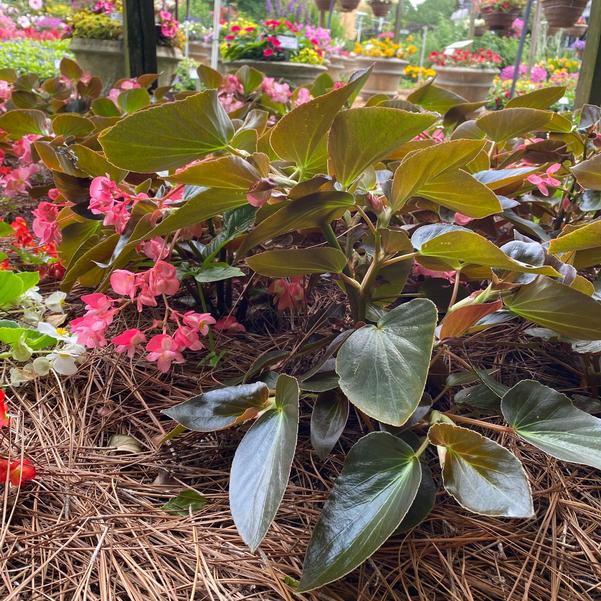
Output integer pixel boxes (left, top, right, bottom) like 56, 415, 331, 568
29, 0, 43, 9
44, 291, 66, 314
46, 350, 78, 375
9, 364, 36, 386
17, 16, 31, 28
37, 322, 78, 344
32, 356, 51, 376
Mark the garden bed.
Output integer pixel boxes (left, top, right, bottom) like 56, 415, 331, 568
3, 312, 601, 600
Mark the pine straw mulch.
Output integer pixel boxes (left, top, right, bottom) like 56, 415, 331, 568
2, 300, 601, 600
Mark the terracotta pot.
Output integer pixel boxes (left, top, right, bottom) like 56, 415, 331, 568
565, 22, 587, 36
542, 0, 587, 28
370, 1, 392, 17
188, 41, 211, 64
70, 38, 182, 90
353, 56, 408, 97
314, 0, 331, 9
226, 59, 327, 86
433, 66, 497, 103
482, 8, 521, 34
339, 0, 360, 12
327, 55, 355, 80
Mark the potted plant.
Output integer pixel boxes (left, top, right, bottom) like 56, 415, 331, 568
480, 0, 524, 35
353, 33, 417, 97
542, 0, 588, 30
221, 19, 328, 86
369, 0, 394, 18
339, 0, 361, 11
429, 48, 501, 102
68, 0, 184, 89
184, 20, 212, 65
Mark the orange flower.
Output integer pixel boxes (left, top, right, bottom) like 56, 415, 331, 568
0, 390, 9, 428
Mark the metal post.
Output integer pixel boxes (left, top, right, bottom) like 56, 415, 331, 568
509, 0, 535, 98
123, 0, 157, 79
327, 0, 336, 29
419, 26, 427, 70
575, 0, 601, 107
211, 0, 222, 70
393, 0, 403, 43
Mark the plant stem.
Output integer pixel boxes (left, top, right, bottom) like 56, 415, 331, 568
444, 413, 513, 433
380, 252, 418, 268
197, 285, 216, 353
415, 436, 430, 457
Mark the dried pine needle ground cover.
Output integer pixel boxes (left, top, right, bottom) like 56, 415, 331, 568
2, 306, 601, 601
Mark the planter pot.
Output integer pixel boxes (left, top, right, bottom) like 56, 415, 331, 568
339, 0, 360, 11
327, 55, 355, 80
542, 0, 587, 29
565, 22, 587, 36
69, 38, 182, 89
188, 41, 212, 65
370, 1, 392, 17
433, 66, 497, 103
353, 56, 408, 97
482, 8, 521, 34
226, 60, 327, 86
314, 0, 331, 9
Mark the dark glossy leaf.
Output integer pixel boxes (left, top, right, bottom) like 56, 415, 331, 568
229, 374, 299, 551
100, 91, 234, 172
299, 432, 421, 591
163, 382, 270, 432
328, 107, 436, 187
192, 263, 245, 283
440, 299, 503, 339
428, 423, 533, 517
247, 247, 347, 277
236, 191, 354, 257
504, 276, 601, 340
270, 68, 370, 176
502, 380, 601, 469
336, 299, 437, 426
310, 389, 349, 460
396, 462, 436, 532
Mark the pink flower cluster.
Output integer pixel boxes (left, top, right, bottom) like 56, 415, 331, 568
0, 134, 42, 199
261, 77, 291, 104
158, 10, 179, 40
268, 277, 305, 311
527, 163, 561, 196
218, 75, 245, 112
108, 78, 141, 105
32, 198, 60, 245
89, 175, 149, 234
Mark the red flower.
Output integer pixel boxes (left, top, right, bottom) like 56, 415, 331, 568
0, 390, 9, 428
263, 48, 274, 57
9, 459, 36, 486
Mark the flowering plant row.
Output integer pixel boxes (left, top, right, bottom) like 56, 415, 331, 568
220, 18, 330, 65
4, 55, 601, 593
354, 33, 417, 59
429, 48, 502, 69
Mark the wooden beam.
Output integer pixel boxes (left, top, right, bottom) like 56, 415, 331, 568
575, 0, 601, 107
123, 0, 158, 79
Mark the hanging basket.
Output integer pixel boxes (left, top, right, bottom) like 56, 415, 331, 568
370, 1, 392, 17
482, 8, 522, 35
339, 0, 360, 12
541, 0, 587, 29
314, 0, 331, 11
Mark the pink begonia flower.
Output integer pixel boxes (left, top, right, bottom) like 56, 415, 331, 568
182, 311, 216, 335
2, 165, 38, 198
12, 134, 41, 163
110, 269, 137, 298
527, 163, 561, 196
412, 263, 456, 282
82, 293, 115, 320
112, 328, 146, 358
221, 74, 243, 95
47, 187, 61, 200
32, 201, 60, 244
0, 80, 12, 102
146, 334, 185, 372
142, 237, 169, 260
454, 212, 473, 226
70, 314, 110, 347
294, 87, 312, 106
261, 77, 291, 104
214, 315, 246, 333
268, 277, 305, 312
90, 175, 118, 213
173, 326, 204, 351
147, 260, 179, 296
219, 94, 244, 113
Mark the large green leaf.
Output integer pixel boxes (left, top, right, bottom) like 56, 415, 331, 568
419, 230, 559, 275
246, 247, 348, 277
299, 432, 422, 592
52, 113, 95, 137
502, 380, 601, 469
166, 155, 261, 189
473, 167, 538, 191
229, 374, 299, 551
163, 382, 269, 432
0, 271, 25, 307
236, 191, 354, 257
71, 143, 127, 182
571, 153, 601, 190
336, 299, 437, 426
328, 107, 436, 187
269, 68, 370, 176
549, 220, 601, 254
504, 276, 601, 340
428, 423, 534, 517
310, 390, 349, 460
407, 78, 466, 113
505, 86, 566, 110
99, 91, 234, 172
0, 108, 48, 137
475, 108, 552, 142
390, 139, 486, 211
